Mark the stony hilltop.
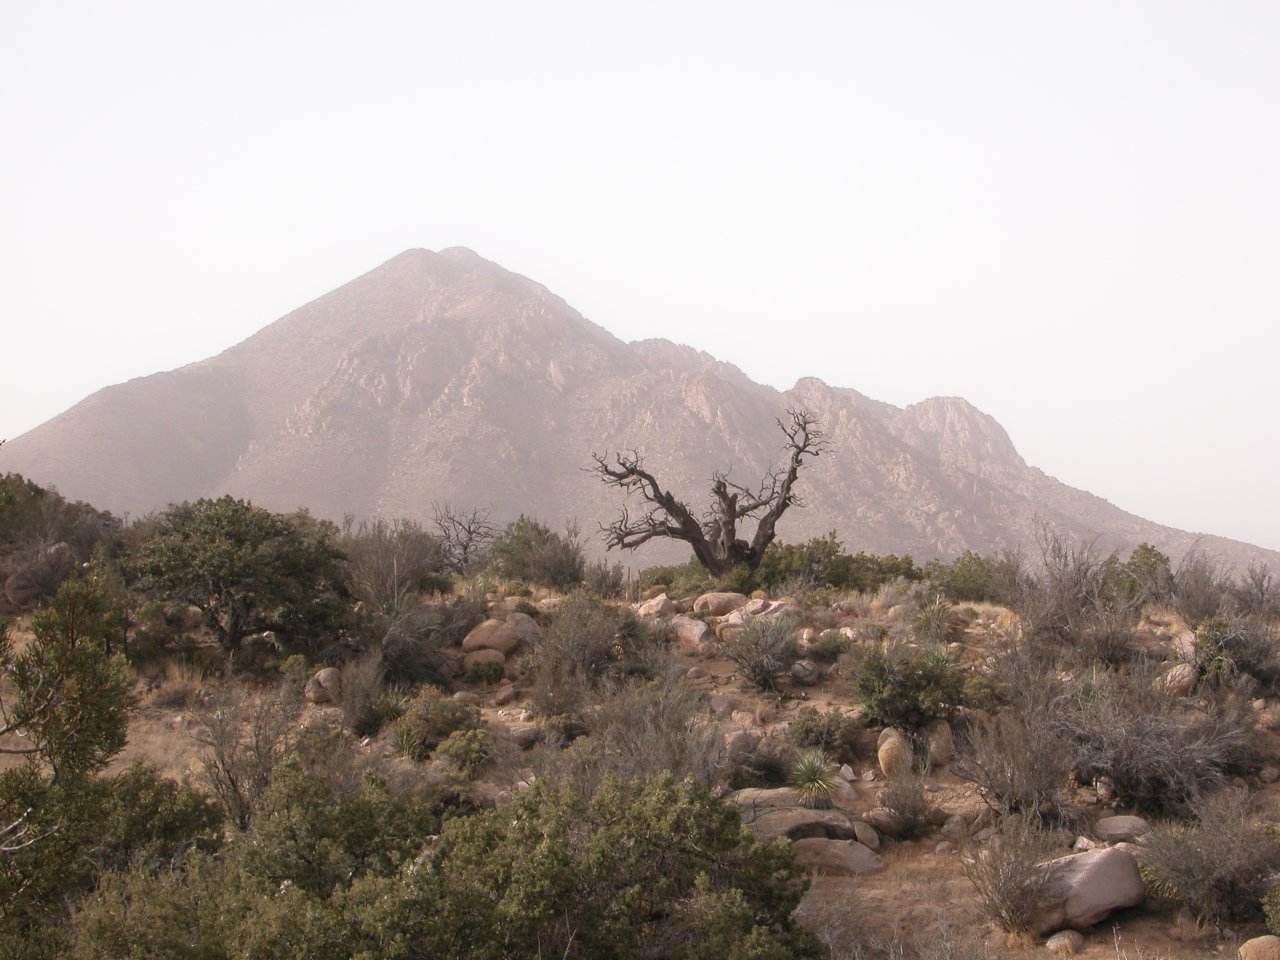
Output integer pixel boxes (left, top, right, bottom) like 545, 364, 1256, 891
4, 247, 1275, 569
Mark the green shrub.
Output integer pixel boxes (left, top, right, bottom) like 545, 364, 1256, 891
341, 773, 820, 958
719, 615, 799, 691
1139, 790, 1280, 924
394, 687, 481, 761
807, 632, 849, 662
923, 550, 1001, 603
790, 749, 838, 809
911, 594, 960, 644
788, 707, 861, 765
436, 728, 495, 779
527, 591, 660, 720
488, 515, 584, 588
852, 643, 963, 732
464, 658, 505, 685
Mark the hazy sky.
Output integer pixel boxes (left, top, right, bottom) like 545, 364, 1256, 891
3, 2, 1278, 552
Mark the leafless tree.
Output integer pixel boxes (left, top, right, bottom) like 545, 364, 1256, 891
431, 502, 498, 576
590, 409, 828, 578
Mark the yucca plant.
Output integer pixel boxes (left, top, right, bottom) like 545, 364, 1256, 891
790, 748, 838, 809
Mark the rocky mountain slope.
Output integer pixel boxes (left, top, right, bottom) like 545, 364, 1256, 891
4, 247, 1275, 570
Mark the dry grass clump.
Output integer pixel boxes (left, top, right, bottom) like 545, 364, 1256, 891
960, 813, 1059, 934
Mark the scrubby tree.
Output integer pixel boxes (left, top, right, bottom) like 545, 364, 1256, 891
431, 502, 498, 576
592, 409, 828, 579
140, 497, 344, 653
0, 577, 132, 854
488, 516, 584, 588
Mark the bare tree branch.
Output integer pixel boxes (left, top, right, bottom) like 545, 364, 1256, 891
589, 409, 829, 578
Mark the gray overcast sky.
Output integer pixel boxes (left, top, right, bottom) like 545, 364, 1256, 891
3, 1, 1278, 551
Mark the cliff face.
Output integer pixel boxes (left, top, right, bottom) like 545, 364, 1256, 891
4, 247, 1275, 570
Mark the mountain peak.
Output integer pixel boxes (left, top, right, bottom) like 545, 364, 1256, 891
3, 252, 1276, 571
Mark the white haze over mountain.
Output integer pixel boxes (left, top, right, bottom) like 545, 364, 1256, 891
2, 2, 1278, 550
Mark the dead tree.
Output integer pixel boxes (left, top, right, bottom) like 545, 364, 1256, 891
431, 502, 499, 576
591, 409, 829, 579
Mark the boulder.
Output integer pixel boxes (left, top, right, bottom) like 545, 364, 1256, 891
1030, 846, 1146, 935
637, 593, 677, 618
304, 667, 341, 704
941, 814, 968, 843
707, 694, 734, 720
462, 619, 523, 656
852, 820, 881, 850
493, 684, 520, 706
693, 592, 749, 616
925, 719, 955, 766
865, 807, 904, 837
509, 723, 544, 750
1171, 629, 1197, 661
1094, 815, 1149, 843
1161, 663, 1199, 697
506, 612, 542, 646
667, 616, 711, 650
791, 838, 884, 876
877, 727, 905, 749
878, 733, 913, 779
791, 659, 821, 686
1045, 930, 1085, 954
1240, 936, 1280, 960
740, 806, 857, 843
724, 729, 760, 762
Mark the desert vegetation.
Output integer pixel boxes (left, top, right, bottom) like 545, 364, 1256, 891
2, 468, 1280, 958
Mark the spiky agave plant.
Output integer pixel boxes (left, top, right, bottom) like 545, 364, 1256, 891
790, 748, 839, 809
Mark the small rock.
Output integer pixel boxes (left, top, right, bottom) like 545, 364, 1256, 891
941, 814, 968, 842
935, 840, 955, 855
1046, 930, 1085, 954
838, 764, 856, 782
791, 659, 821, 686
800, 628, 817, 644
708, 694, 734, 719
1261, 764, 1280, 785
452, 691, 481, 706
493, 684, 519, 706
1073, 836, 1097, 852
973, 827, 995, 842
1095, 778, 1116, 803
1239, 936, 1280, 960
686, 666, 708, 680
